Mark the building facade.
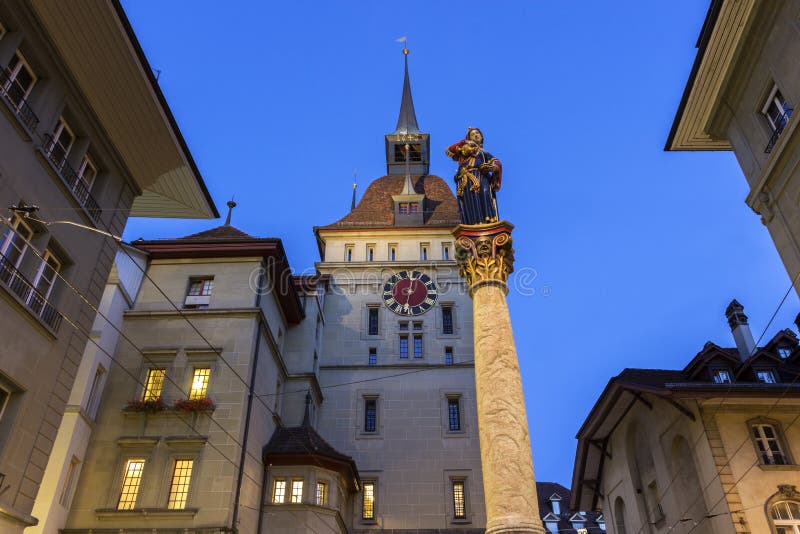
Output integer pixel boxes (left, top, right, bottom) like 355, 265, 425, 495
667, 0, 800, 293
0, 2, 215, 531
56, 53, 485, 533
572, 300, 800, 534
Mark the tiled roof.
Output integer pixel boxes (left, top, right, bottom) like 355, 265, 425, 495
320, 174, 460, 229
176, 224, 255, 240
263, 424, 353, 463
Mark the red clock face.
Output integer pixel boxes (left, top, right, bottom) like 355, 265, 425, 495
383, 271, 438, 316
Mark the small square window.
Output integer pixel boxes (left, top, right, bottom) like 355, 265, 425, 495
399, 321, 409, 332
413, 322, 422, 331
368, 348, 377, 366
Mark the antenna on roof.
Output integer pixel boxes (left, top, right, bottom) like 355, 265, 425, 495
224, 197, 237, 226
351, 169, 358, 211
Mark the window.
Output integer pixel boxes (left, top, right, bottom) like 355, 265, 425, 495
442, 242, 451, 260
399, 321, 409, 331
316, 481, 327, 506
76, 155, 97, 193
420, 243, 429, 260
368, 348, 377, 366
3, 52, 36, 109
445, 347, 454, 365
779, 346, 793, 359
399, 202, 409, 215
550, 493, 561, 514
291, 479, 303, 503
0, 214, 33, 269
117, 458, 146, 510
614, 497, 628, 534
366, 244, 374, 262
764, 86, 792, 132
442, 306, 454, 334
362, 481, 376, 520
389, 244, 397, 261
399, 335, 408, 358
395, 143, 421, 162
86, 365, 106, 419
413, 334, 423, 358
48, 118, 75, 169
189, 367, 211, 399
368, 307, 379, 335
770, 500, 800, 534
364, 398, 377, 432
0, 384, 10, 421
273, 479, 286, 503
757, 369, 778, 383
30, 249, 61, 304
167, 459, 194, 509
448, 397, 461, 431
712, 369, 732, 384
142, 368, 166, 401
185, 277, 213, 309
544, 519, 559, 534
752, 423, 788, 465
59, 456, 80, 507
345, 244, 354, 262
453, 480, 466, 519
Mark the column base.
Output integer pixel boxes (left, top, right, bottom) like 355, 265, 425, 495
485, 517, 547, 534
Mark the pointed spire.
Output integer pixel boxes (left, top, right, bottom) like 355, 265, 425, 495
302, 390, 312, 427
393, 47, 421, 136
351, 170, 358, 211
224, 198, 237, 226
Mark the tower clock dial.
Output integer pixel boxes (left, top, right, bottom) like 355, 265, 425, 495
383, 270, 437, 316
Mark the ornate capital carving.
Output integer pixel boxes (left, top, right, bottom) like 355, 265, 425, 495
453, 221, 515, 294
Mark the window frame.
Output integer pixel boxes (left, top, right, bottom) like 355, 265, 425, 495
399, 334, 409, 359
441, 305, 454, 335
711, 368, 732, 384
0, 214, 34, 269
85, 364, 106, 419
769, 499, 800, 534
361, 480, 377, 521
166, 458, 195, 510
444, 471, 472, 524
756, 368, 778, 384
762, 84, 792, 131
445, 346, 454, 365
367, 306, 379, 336
750, 419, 793, 466
420, 242, 429, 261
316, 480, 328, 506
441, 242, 451, 261
290, 478, 304, 503
4, 51, 37, 107
364, 397, 377, 433
272, 478, 287, 504
188, 367, 211, 399
388, 243, 397, 262
59, 456, 81, 508
49, 117, 76, 168
31, 249, 61, 301
368, 347, 377, 366
366, 243, 375, 262
142, 368, 166, 401
345, 244, 354, 262
116, 457, 147, 510
413, 333, 423, 358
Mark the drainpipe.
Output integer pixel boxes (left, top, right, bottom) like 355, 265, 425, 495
231, 270, 265, 531
256, 463, 269, 533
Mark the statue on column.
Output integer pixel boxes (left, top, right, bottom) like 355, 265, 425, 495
446, 127, 503, 225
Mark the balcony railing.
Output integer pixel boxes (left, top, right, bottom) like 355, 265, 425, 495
766, 108, 793, 154
0, 252, 62, 331
0, 68, 40, 133
43, 134, 102, 222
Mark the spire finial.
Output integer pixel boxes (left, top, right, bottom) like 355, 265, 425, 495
351, 170, 358, 211
224, 197, 236, 226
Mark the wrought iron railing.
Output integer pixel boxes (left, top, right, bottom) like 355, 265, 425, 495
0, 67, 40, 132
0, 252, 62, 331
42, 134, 102, 222
766, 109, 793, 154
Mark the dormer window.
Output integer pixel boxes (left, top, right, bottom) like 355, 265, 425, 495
569, 512, 586, 530
549, 492, 561, 515
399, 202, 420, 215
711, 369, 732, 384
778, 346, 792, 359
756, 369, 777, 384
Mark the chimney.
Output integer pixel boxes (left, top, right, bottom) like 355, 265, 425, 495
725, 299, 756, 362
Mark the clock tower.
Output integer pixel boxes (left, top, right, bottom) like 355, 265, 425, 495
313, 50, 487, 531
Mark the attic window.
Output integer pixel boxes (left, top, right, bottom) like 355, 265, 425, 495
756, 369, 777, 383
711, 369, 732, 384
399, 202, 420, 215
778, 346, 792, 359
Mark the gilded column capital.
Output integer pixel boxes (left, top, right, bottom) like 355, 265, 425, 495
453, 221, 515, 295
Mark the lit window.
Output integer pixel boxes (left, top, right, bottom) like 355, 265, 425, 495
189, 368, 211, 399
770, 500, 800, 533
368, 348, 377, 366
413, 334, 423, 358
442, 306, 453, 334
364, 398, 377, 432
291, 479, 303, 503
752, 423, 788, 465
778, 346, 793, 359
167, 459, 194, 509
445, 347, 454, 365
453, 480, 466, 519
273, 479, 286, 503
368, 307, 379, 335
117, 459, 146, 510
448, 397, 461, 431
399, 335, 408, 359
362, 481, 375, 520
757, 370, 777, 383
3, 51, 37, 109
712, 369, 732, 384
142, 368, 165, 401
316, 481, 327, 506
59, 457, 80, 507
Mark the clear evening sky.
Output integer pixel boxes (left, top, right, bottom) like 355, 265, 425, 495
120, 1, 799, 486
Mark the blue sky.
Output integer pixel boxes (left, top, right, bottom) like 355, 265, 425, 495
121, 1, 799, 486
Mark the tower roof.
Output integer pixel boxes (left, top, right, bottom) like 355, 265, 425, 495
392, 49, 421, 135
318, 174, 460, 230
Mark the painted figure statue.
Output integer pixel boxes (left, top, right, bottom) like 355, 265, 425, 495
446, 127, 503, 225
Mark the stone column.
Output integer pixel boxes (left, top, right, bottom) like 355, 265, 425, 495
453, 220, 545, 534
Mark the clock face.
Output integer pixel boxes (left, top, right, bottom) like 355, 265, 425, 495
383, 270, 438, 316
